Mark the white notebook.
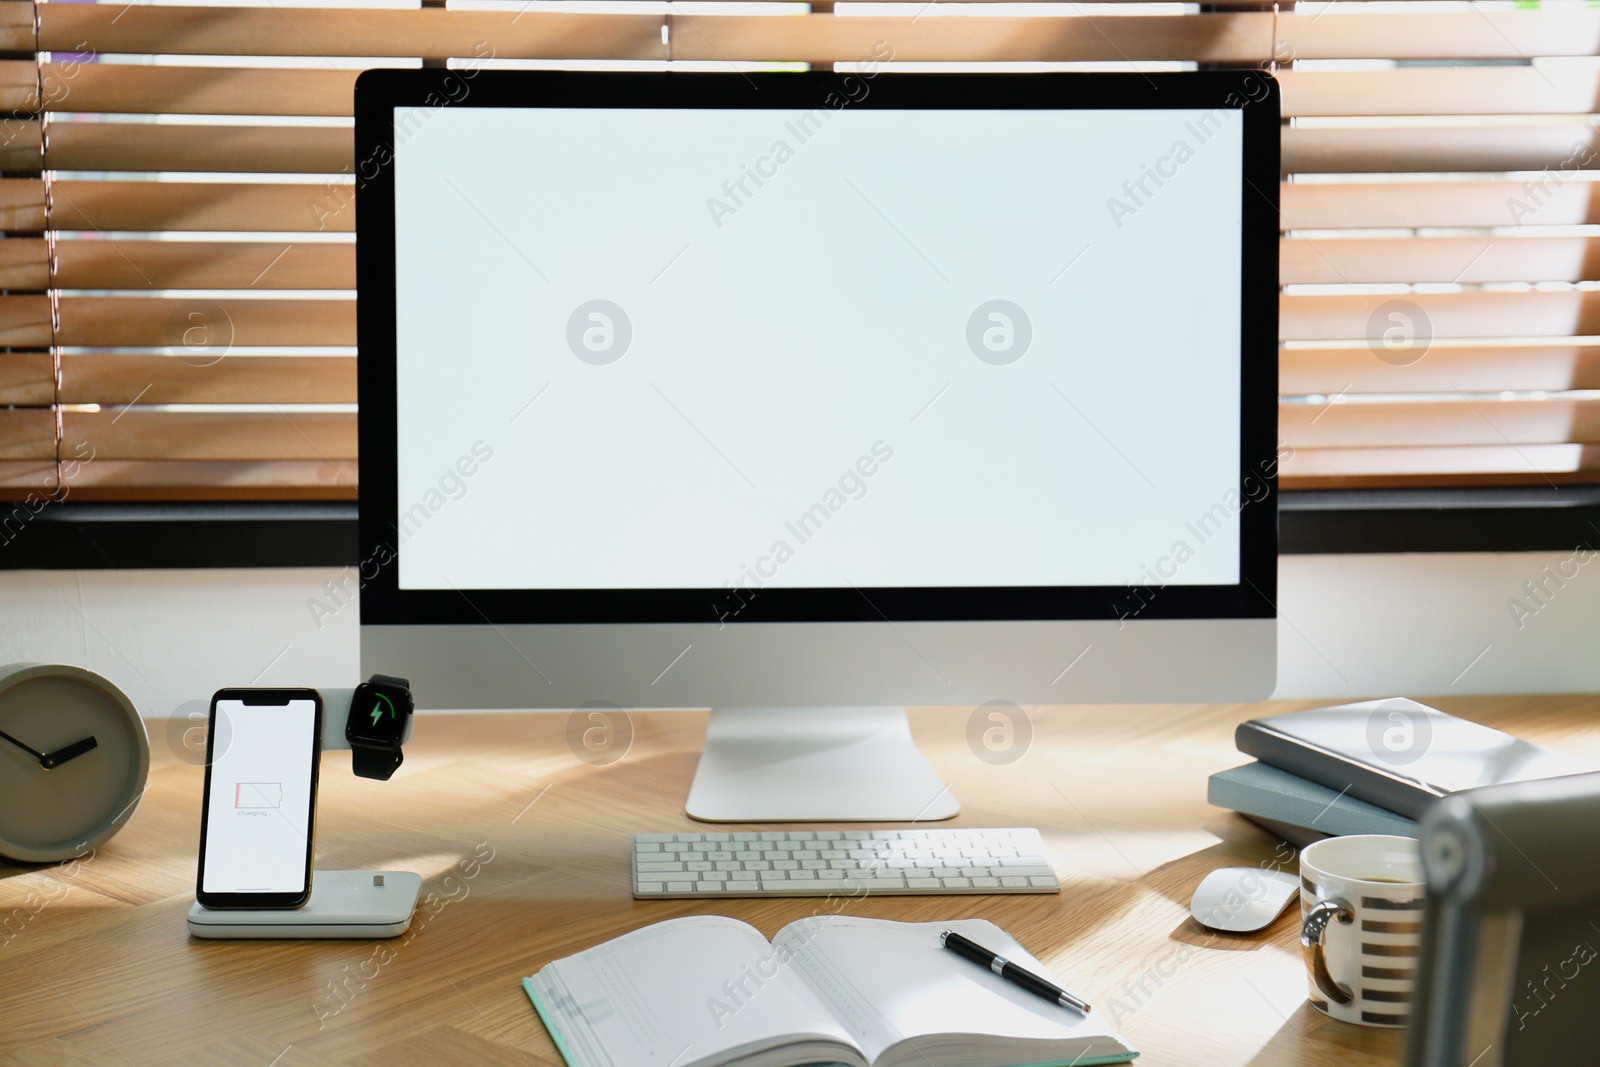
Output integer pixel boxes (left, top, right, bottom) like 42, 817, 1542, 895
522, 915, 1137, 1067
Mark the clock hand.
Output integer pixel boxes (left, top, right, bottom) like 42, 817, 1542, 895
40, 736, 98, 770
0, 728, 48, 765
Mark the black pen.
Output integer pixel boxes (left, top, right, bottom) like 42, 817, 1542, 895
941, 930, 1091, 1016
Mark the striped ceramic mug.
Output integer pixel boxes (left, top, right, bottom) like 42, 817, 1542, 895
1299, 834, 1424, 1027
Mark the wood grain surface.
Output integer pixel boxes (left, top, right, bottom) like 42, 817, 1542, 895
3, 696, 1597, 1066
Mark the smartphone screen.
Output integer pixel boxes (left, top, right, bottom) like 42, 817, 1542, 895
196, 689, 321, 908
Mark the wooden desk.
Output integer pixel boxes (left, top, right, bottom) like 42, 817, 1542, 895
3, 697, 1597, 1066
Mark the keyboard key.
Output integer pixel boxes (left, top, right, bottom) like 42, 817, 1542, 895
636, 882, 663, 894
907, 878, 941, 889
1000, 877, 1030, 888
666, 881, 694, 893
1029, 877, 1058, 888
637, 862, 685, 873
637, 834, 674, 843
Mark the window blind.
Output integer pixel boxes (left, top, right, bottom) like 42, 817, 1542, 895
1, 0, 1597, 502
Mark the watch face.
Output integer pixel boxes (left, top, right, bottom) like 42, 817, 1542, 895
347, 683, 409, 746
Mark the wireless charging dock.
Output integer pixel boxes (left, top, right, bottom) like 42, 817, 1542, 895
183, 689, 422, 940
187, 870, 422, 939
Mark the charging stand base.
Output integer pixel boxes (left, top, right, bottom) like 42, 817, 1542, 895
686, 706, 960, 823
187, 871, 422, 939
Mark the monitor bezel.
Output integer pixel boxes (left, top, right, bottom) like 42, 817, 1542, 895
354, 69, 1279, 625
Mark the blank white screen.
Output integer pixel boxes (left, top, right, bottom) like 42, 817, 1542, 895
393, 103, 1243, 591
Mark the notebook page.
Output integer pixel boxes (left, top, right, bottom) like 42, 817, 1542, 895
775, 916, 1125, 1064
528, 915, 863, 1067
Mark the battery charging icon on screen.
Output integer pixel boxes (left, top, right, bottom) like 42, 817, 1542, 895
234, 782, 283, 809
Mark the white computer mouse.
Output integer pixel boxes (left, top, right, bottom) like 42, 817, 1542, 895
1189, 866, 1302, 933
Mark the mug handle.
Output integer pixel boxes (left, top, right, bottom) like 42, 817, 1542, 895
1301, 898, 1355, 1005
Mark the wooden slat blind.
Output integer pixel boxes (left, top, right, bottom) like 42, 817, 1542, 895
3, 1, 1599, 500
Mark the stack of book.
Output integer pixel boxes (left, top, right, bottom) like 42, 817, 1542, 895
1207, 697, 1597, 847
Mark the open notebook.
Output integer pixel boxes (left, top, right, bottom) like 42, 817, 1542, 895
522, 915, 1137, 1067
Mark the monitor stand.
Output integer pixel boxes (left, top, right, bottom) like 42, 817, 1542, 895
685, 706, 960, 822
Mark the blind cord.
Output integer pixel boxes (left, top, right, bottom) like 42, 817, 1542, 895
32, 0, 65, 501
1269, 2, 1279, 75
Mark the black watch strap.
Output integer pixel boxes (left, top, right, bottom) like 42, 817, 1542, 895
352, 744, 404, 780
351, 673, 411, 781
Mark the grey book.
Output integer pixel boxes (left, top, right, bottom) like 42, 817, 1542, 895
1237, 814, 1327, 849
1234, 698, 1598, 820
1208, 761, 1416, 840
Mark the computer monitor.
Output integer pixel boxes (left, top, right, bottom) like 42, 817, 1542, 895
354, 70, 1279, 822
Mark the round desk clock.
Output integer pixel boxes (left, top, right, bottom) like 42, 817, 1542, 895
0, 663, 149, 863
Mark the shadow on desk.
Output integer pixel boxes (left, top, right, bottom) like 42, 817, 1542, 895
1248, 1004, 1404, 1066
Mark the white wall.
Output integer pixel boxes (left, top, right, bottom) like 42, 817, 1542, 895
1272, 550, 1599, 697
1, 567, 362, 720
1, 551, 1596, 718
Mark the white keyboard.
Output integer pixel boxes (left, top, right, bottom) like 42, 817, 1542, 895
631, 827, 1059, 898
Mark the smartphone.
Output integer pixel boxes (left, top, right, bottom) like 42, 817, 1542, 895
196, 688, 322, 909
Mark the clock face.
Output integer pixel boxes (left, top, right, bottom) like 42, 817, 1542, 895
0, 666, 150, 863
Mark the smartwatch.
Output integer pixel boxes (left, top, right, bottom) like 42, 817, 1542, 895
345, 673, 413, 780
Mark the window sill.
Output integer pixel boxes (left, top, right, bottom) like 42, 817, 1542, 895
1, 489, 1596, 569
